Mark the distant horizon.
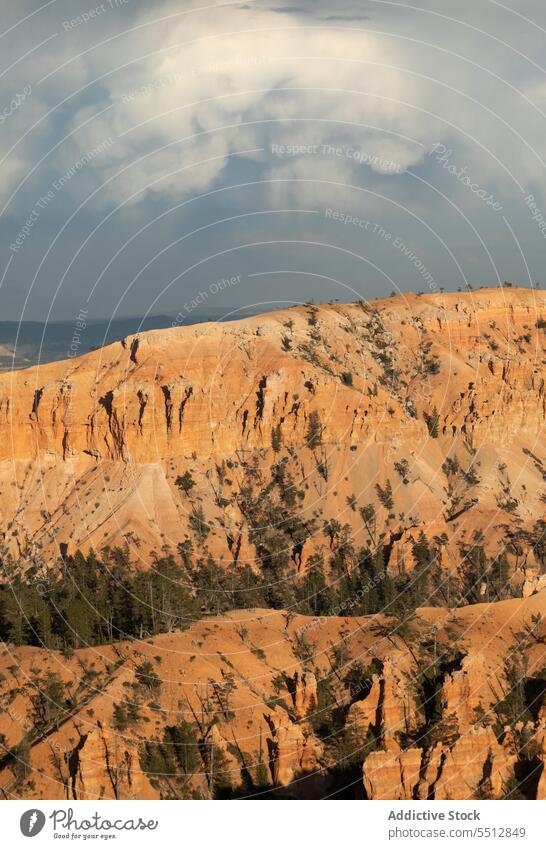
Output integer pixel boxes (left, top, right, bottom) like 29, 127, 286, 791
0, 279, 543, 324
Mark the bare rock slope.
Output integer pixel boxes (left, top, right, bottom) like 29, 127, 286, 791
0, 592, 545, 800
0, 288, 545, 576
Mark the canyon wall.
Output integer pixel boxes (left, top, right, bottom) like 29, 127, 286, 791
0, 287, 543, 572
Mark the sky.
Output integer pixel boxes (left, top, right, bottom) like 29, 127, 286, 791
0, 0, 545, 321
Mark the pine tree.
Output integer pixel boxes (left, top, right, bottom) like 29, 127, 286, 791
306, 411, 323, 449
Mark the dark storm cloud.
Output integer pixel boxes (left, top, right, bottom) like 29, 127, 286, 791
0, 0, 545, 321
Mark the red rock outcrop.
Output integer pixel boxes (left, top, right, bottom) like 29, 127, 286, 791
1, 591, 543, 800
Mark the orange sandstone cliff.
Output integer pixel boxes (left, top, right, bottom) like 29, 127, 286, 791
0, 592, 545, 800
0, 288, 545, 802
0, 287, 544, 580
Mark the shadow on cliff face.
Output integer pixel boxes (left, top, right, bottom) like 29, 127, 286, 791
509, 756, 544, 800
232, 764, 365, 800
524, 677, 546, 723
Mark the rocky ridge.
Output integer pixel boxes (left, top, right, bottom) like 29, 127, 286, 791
0, 288, 544, 583
0, 591, 545, 800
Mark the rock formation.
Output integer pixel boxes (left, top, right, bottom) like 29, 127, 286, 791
0, 288, 543, 575
0, 289, 544, 801
0, 591, 544, 800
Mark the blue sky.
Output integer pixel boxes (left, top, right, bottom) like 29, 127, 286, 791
1, 0, 545, 320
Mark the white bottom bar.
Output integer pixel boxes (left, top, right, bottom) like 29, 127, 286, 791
4, 799, 546, 848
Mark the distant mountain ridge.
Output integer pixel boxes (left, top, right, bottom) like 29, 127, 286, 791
0, 306, 273, 368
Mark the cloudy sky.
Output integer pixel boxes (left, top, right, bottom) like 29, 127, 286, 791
1, 0, 545, 321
